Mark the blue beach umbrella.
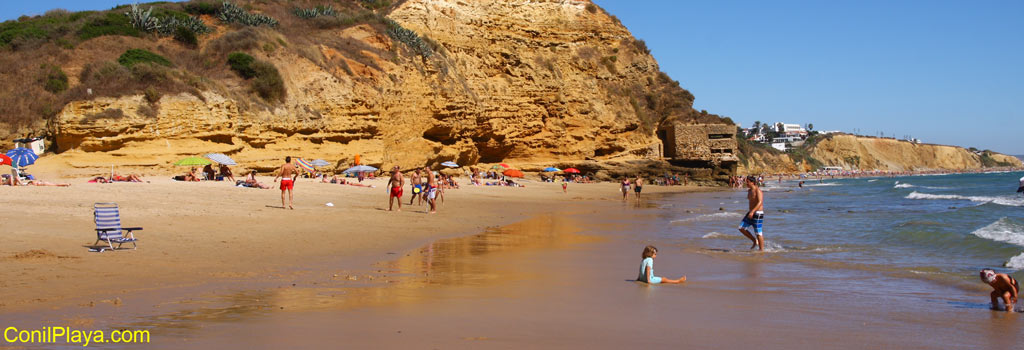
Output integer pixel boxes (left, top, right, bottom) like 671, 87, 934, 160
6, 148, 38, 167
311, 159, 331, 167
543, 167, 561, 172
342, 165, 378, 174
441, 161, 459, 168
204, 153, 237, 166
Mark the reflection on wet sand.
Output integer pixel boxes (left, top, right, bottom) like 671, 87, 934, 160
121, 215, 601, 337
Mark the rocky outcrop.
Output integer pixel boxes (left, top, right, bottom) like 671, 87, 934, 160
47, 0, 712, 174
738, 134, 1022, 174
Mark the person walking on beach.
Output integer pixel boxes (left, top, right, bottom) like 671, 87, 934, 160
424, 167, 438, 214
273, 156, 296, 209
621, 177, 631, 200
981, 269, 1019, 312
637, 245, 686, 284
738, 176, 765, 251
634, 175, 644, 201
409, 169, 423, 206
387, 166, 404, 212
1017, 175, 1024, 195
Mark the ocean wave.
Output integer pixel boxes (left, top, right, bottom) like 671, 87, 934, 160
671, 212, 742, 223
805, 183, 839, 187
971, 218, 1024, 246
905, 191, 1024, 207
867, 179, 878, 182
894, 183, 915, 189
701, 231, 730, 239
1006, 253, 1024, 270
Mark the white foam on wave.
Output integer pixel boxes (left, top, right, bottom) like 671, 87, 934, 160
906, 191, 1024, 207
894, 183, 915, 189
972, 218, 1024, 270
671, 212, 742, 224
763, 241, 786, 253
867, 179, 878, 182
701, 231, 729, 239
806, 182, 839, 187
1006, 253, 1024, 269
971, 218, 1024, 246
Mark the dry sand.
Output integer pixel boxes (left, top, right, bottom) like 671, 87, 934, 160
0, 175, 691, 313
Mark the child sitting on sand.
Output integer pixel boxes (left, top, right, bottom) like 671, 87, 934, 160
637, 245, 686, 284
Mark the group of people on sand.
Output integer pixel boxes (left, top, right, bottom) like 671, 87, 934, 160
387, 166, 449, 214
619, 175, 645, 201
181, 164, 235, 182
90, 172, 143, 183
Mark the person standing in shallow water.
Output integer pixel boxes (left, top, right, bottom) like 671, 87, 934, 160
1017, 175, 1024, 195
738, 176, 765, 251
633, 175, 643, 202
620, 177, 630, 200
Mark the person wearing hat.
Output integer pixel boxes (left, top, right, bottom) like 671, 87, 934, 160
980, 269, 1019, 312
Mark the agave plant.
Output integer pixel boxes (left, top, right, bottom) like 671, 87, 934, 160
385, 19, 432, 58
220, 1, 279, 27
294, 5, 337, 19
125, 3, 160, 32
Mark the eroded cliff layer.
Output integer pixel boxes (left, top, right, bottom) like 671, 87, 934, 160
738, 134, 1022, 174
38, 0, 716, 174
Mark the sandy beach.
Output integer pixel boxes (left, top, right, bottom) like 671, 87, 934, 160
3, 174, 1022, 349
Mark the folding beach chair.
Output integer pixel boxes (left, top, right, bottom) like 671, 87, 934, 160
93, 203, 142, 252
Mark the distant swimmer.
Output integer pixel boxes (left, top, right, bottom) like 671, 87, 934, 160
738, 176, 765, 251
637, 245, 685, 284
1017, 175, 1024, 195
798, 180, 804, 189
981, 269, 1019, 312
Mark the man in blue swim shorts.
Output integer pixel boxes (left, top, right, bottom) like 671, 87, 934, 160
738, 176, 765, 251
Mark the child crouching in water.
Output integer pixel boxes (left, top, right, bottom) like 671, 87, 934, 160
638, 245, 686, 284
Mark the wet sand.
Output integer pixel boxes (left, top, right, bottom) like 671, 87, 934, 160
2, 181, 1022, 349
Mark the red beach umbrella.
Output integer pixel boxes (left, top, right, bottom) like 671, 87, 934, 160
0, 154, 11, 166
499, 163, 511, 168
503, 169, 524, 178
563, 168, 580, 174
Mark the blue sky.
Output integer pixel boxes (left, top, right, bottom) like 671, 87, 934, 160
4, 1, 1022, 154
595, 0, 1023, 154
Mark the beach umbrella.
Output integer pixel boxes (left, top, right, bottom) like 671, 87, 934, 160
343, 165, 378, 174
174, 156, 211, 166
563, 168, 580, 174
295, 158, 315, 173
543, 167, 561, 172
503, 169, 524, 178
6, 147, 38, 167
490, 165, 504, 170
311, 159, 331, 167
0, 154, 11, 166
499, 163, 510, 168
204, 153, 237, 166
441, 161, 459, 168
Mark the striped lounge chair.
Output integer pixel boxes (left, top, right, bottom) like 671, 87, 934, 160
93, 203, 142, 252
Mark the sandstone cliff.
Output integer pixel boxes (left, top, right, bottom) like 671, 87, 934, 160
738, 134, 1022, 174
2, 0, 724, 176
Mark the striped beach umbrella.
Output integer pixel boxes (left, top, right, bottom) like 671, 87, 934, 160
441, 161, 459, 168
543, 167, 561, 172
204, 153, 237, 165
174, 157, 212, 166
295, 158, 315, 173
6, 147, 38, 167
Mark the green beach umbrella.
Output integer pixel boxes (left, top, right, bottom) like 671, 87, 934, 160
174, 156, 212, 166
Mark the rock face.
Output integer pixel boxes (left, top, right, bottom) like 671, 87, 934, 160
50, 0, 705, 173
738, 134, 1022, 174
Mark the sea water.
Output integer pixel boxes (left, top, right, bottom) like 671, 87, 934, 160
659, 171, 1024, 290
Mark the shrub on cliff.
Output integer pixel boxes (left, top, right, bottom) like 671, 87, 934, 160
117, 48, 172, 68
294, 5, 337, 19
227, 52, 257, 78
219, 1, 278, 27
184, 2, 221, 16
40, 64, 68, 94
227, 52, 285, 102
77, 12, 142, 40
384, 19, 432, 58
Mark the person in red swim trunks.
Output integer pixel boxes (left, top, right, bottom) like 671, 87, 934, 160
273, 156, 297, 209
387, 166, 405, 212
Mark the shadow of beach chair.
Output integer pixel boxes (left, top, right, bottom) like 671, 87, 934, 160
93, 203, 142, 252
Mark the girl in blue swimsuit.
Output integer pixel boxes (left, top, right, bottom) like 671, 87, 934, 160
637, 245, 686, 284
